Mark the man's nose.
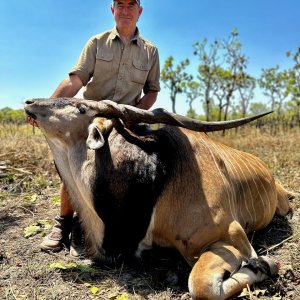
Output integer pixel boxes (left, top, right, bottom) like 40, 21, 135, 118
121, 6, 130, 13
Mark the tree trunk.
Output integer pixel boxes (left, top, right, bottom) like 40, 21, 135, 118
171, 95, 176, 113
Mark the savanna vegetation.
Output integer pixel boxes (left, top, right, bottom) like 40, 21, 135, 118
161, 29, 300, 132
0, 108, 26, 125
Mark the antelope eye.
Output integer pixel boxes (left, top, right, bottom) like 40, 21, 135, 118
77, 104, 87, 114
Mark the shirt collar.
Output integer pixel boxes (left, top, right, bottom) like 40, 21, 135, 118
109, 26, 142, 47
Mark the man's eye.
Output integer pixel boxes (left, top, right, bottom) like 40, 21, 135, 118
77, 105, 86, 114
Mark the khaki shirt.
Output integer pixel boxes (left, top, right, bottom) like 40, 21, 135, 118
69, 27, 160, 106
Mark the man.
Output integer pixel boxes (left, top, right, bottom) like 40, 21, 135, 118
40, 0, 160, 257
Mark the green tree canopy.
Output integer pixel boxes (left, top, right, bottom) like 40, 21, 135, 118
161, 56, 192, 113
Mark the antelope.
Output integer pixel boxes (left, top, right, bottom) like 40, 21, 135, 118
25, 98, 291, 300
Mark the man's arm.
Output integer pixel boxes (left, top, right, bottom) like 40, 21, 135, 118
51, 74, 83, 98
136, 91, 158, 110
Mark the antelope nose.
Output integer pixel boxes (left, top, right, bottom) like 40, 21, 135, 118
25, 99, 35, 105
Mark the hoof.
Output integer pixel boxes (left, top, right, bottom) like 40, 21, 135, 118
243, 256, 279, 277
260, 256, 279, 276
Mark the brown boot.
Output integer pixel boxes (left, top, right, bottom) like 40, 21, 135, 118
40, 215, 72, 252
69, 214, 85, 258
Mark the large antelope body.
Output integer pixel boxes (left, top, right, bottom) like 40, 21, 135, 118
25, 98, 291, 300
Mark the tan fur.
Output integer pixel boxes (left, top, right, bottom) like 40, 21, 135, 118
275, 181, 292, 215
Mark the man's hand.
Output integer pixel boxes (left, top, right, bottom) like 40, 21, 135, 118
136, 91, 158, 110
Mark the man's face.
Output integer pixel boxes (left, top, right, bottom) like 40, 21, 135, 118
111, 0, 143, 30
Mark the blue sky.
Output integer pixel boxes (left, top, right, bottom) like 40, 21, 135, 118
1, 0, 299, 115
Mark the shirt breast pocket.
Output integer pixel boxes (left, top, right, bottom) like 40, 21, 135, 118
95, 52, 114, 78
131, 59, 150, 85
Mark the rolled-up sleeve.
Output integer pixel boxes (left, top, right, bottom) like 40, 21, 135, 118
69, 37, 97, 86
143, 47, 161, 94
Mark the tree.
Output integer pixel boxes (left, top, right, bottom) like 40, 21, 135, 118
0, 107, 26, 124
249, 102, 271, 128
249, 102, 269, 115
193, 38, 221, 121
220, 29, 249, 122
286, 47, 300, 126
237, 75, 256, 117
161, 56, 192, 113
194, 29, 251, 121
210, 66, 230, 121
258, 66, 289, 121
183, 80, 202, 114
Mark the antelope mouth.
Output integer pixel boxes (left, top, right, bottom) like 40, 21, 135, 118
25, 109, 39, 127
25, 109, 37, 120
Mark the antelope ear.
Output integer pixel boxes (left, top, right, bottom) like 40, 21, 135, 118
86, 123, 105, 150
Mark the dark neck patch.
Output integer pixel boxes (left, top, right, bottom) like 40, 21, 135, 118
91, 125, 183, 257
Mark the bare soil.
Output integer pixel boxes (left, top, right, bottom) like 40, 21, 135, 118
0, 125, 299, 300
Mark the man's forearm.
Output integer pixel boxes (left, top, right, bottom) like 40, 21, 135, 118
136, 91, 158, 110
51, 75, 83, 98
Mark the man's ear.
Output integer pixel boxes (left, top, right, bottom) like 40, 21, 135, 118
111, 3, 115, 15
138, 6, 143, 17
86, 123, 105, 150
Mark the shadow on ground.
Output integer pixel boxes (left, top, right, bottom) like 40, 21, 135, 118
252, 214, 293, 254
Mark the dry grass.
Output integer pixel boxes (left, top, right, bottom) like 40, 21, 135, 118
212, 127, 300, 191
0, 124, 299, 300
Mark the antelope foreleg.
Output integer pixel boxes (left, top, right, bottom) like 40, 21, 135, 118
188, 242, 278, 300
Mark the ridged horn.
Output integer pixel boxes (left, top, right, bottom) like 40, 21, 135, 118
97, 100, 272, 132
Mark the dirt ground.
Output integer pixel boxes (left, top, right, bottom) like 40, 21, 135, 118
0, 125, 299, 300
